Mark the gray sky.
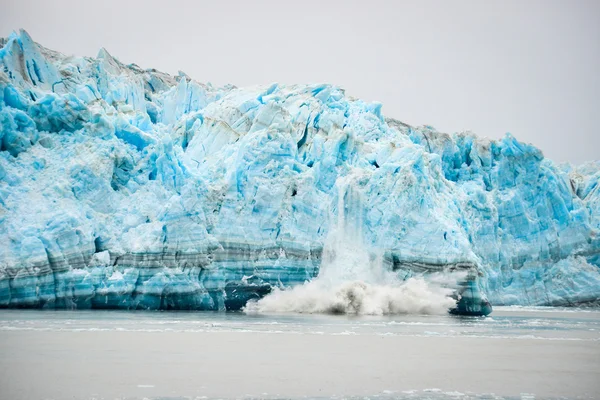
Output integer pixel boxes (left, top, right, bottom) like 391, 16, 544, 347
2, 0, 598, 163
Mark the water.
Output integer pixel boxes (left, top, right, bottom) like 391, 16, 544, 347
0, 307, 598, 399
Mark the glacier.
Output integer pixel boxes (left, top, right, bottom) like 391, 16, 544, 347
0, 29, 599, 313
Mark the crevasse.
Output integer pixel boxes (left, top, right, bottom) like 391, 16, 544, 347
0, 29, 598, 310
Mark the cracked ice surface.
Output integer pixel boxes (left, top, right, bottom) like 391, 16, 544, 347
0, 29, 598, 310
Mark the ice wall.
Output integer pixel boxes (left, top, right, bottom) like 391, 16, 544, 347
0, 30, 598, 309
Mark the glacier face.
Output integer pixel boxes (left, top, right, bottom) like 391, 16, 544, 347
0, 29, 598, 310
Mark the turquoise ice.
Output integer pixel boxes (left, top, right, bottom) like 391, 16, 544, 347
0, 30, 598, 310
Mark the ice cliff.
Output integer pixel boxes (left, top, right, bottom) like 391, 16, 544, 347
0, 30, 598, 310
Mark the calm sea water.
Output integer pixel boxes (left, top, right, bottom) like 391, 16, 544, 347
0, 307, 598, 400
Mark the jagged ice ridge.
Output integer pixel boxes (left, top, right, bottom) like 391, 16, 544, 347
0, 30, 599, 311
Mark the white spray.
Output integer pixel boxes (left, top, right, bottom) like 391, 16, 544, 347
245, 171, 461, 315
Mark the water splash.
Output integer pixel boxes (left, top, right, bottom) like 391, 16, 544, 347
245, 172, 461, 315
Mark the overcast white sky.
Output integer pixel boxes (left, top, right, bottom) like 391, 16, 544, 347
2, 0, 598, 163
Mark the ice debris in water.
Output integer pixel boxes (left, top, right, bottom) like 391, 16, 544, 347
243, 278, 459, 315
0, 29, 599, 311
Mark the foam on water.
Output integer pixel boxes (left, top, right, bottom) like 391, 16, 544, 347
245, 172, 463, 316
